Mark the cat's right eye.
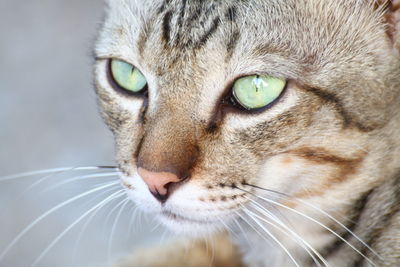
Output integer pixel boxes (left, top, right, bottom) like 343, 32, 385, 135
109, 59, 147, 94
231, 75, 286, 111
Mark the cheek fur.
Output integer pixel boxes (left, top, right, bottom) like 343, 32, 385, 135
256, 154, 331, 197
256, 148, 365, 202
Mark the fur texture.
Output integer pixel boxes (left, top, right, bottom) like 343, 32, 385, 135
94, 0, 400, 266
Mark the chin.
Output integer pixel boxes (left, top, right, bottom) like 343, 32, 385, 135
157, 211, 225, 237
124, 191, 221, 236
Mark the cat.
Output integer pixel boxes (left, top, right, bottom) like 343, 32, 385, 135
94, 0, 400, 266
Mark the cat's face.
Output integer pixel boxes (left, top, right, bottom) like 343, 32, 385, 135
94, 0, 400, 234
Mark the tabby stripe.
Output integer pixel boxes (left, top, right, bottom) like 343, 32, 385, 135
225, 29, 239, 62
320, 188, 374, 260
162, 10, 173, 44
225, 6, 239, 62
304, 86, 377, 132
174, 0, 187, 45
289, 147, 365, 199
186, 4, 202, 28
157, 0, 171, 14
226, 6, 237, 22
193, 17, 220, 49
352, 172, 400, 266
203, 3, 217, 18
290, 147, 363, 168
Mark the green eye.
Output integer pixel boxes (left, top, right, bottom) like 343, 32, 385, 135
232, 75, 286, 110
110, 59, 147, 93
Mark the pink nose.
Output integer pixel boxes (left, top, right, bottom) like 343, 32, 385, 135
138, 167, 181, 201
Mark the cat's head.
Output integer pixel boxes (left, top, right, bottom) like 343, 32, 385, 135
94, 0, 400, 234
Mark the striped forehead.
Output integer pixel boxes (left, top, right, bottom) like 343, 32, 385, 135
98, 1, 234, 55
98, 0, 379, 64
96, 0, 384, 122
97, 1, 244, 117
98, 0, 315, 77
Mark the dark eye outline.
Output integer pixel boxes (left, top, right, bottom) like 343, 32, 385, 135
106, 59, 149, 98
220, 75, 288, 114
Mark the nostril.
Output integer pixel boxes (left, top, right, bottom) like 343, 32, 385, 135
150, 189, 169, 203
138, 167, 187, 203
163, 175, 189, 195
164, 181, 174, 192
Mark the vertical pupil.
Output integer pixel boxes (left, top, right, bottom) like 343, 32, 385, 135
254, 75, 261, 92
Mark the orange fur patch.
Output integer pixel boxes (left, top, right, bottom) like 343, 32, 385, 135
288, 147, 366, 198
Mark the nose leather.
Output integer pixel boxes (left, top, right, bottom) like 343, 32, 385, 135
138, 167, 181, 196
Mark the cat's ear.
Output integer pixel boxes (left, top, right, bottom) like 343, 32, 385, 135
375, 0, 400, 49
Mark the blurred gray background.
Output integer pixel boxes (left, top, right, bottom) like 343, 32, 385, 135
0, 1, 163, 266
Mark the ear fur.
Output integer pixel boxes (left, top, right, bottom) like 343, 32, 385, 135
375, 0, 400, 49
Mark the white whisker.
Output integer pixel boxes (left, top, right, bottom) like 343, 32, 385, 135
238, 187, 378, 267
290, 195, 380, 260
40, 172, 119, 194
247, 201, 328, 267
241, 208, 300, 267
30, 189, 126, 267
232, 217, 252, 247
71, 185, 122, 263
91, 180, 122, 189
0, 166, 117, 182
107, 198, 130, 264
217, 217, 238, 239
0, 180, 120, 262
103, 194, 129, 231
244, 183, 381, 260
235, 210, 271, 248
159, 227, 169, 246
128, 205, 139, 237
151, 219, 163, 233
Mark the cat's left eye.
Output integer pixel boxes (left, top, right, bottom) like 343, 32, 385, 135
110, 59, 147, 94
232, 75, 286, 110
